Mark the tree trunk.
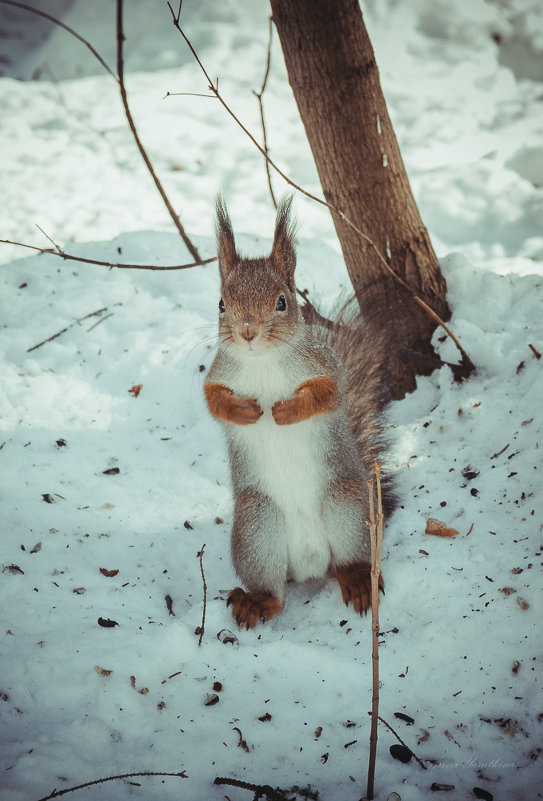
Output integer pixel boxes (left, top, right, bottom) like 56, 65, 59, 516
270, 0, 450, 398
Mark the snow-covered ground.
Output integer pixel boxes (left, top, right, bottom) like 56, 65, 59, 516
1, 1, 542, 800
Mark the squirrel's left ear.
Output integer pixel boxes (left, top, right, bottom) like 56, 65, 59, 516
270, 196, 296, 291
215, 195, 237, 281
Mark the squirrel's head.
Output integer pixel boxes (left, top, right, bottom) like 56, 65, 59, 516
215, 196, 301, 353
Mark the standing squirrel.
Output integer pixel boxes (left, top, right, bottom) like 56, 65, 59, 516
204, 197, 393, 629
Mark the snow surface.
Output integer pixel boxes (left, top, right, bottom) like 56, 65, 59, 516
1, 1, 542, 800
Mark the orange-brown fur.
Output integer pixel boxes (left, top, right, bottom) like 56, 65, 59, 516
272, 376, 339, 425
204, 382, 263, 425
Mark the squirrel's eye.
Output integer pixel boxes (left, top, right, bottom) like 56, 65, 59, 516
219, 298, 226, 313
276, 295, 286, 311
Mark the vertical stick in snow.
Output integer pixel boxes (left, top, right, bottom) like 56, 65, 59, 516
365, 463, 384, 800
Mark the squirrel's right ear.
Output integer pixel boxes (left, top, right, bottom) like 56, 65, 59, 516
271, 195, 296, 292
215, 195, 237, 280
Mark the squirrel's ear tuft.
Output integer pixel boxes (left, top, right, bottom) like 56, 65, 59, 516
215, 195, 237, 280
270, 195, 297, 291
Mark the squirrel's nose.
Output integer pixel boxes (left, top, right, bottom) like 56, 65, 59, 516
241, 320, 257, 343
241, 328, 256, 342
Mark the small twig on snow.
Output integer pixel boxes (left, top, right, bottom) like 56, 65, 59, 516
27, 307, 111, 353
86, 312, 114, 332
36, 771, 187, 801
365, 464, 383, 801
195, 544, 207, 646
213, 777, 287, 801
374, 714, 428, 771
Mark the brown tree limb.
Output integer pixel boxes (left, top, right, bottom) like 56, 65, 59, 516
166, 9, 475, 380
252, 15, 277, 209
115, 0, 200, 260
0, 238, 216, 271
36, 771, 187, 801
0, 0, 117, 80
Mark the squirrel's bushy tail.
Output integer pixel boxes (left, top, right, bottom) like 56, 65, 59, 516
306, 298, 396, 513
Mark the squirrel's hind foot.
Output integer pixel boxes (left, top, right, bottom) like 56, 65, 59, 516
334, 564, 384, 615
227, 587, 284, 629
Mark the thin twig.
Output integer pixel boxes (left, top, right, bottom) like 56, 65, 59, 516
166, 10, 475, 377
27, 307, 110, 353
376, 715, 428, 771
116, 0, 200, 261
0, 0, 117, 80
252, 15, 277, 208
0, 0, 199, 259
366, 469, 379, 801
36, 771, 188, 801
196, 544, 207, 647
87, 312, 114, 332
0, 239, 216, 271
164, 90, 217, 99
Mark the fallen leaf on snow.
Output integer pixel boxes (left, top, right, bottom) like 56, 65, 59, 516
97, 617, 119, 628
128, 384, 143, 397
3, 564, 24, 575
99, 568, 119, 578
425, 518, 459, 538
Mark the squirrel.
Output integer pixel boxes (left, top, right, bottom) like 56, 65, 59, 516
204, 197, 394, 629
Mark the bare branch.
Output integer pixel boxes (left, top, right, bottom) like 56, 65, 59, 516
0, 239, 216, 271
0, 0, 117, 80
164, 90, 217, 99
253, 16, 277, 208
36, 771, 187, 801
0, 1, 201, 261
166, 12, 475, 378
115, 0, 200, 260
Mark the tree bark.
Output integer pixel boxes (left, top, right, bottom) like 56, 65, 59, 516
270, 0, 450, 398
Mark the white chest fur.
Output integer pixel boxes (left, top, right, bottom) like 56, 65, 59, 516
225, 347, 334, 581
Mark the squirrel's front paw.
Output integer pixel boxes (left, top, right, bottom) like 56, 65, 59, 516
334, 564, 384, 615
272, 392, 308, 425
230, 396, 263, 425
227, 587, 284, 629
